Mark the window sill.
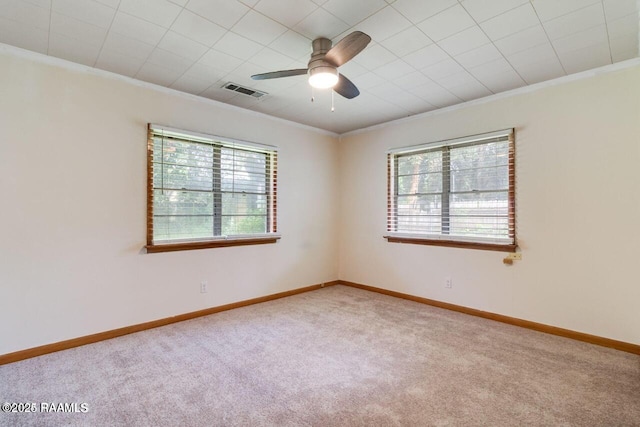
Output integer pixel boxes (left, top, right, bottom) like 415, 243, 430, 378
146, 236, 281, 254
384, 235, 516, 252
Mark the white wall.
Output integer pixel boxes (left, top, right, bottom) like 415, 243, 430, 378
0, 48, 339, 355
338, 64, 640, 345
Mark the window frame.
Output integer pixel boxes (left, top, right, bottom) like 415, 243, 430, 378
385, 129, 516, 252
145, 124, 280, 254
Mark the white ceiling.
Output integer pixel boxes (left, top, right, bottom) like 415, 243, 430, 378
1, 0, 638, 134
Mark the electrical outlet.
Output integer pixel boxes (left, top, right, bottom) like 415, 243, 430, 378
200, 281, 208, 293
505, 253, 522, 260
445, 277, 452, 289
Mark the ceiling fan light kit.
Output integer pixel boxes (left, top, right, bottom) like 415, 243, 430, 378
308, 67, 338, 89
251, 31, 372, 100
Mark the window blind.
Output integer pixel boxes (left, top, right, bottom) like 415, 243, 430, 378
147, 124, 278, 247
387, 129, 515, 247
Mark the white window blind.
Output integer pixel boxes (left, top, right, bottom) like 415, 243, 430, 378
147, 124, 278, 247
387, 129, 515, 248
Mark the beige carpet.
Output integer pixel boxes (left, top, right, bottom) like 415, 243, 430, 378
1, 285, 639, 426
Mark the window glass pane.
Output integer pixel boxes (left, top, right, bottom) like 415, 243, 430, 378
221, 193, 267, 215
397, 151, 442, 195
221, 148, 266, 193
450, 142, 509, 192
450, 166, 509, 192
153, 216, 214, 241
396, 194, 442, 234
154, 137, 213, 167
450, 192, 509, 237
397, 216, 441, 234
221, 149, 266, 172
396, 194, 442, 216
397, 174, 442, 194
154, 190, 214, 216
153, 137, 213, 191
220, 171, 266, 193
222, 215, 267, 235
397, 151, 442, 175
154, 164, 213, 191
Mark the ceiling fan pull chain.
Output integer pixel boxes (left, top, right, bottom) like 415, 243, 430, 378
331, 90, 335, 112
311, 87, 315, 103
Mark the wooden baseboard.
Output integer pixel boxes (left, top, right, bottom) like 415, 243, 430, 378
338, 280, 640, 356
3, 279, 637, 365
0, 281, 340, 366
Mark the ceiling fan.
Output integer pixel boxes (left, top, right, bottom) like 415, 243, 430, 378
251, 31, 372, 99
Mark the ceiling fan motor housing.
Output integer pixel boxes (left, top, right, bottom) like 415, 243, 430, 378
308, 37, 338, 79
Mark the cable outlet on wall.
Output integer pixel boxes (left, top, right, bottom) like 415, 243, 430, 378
445, 277, 452, 289
200, 281, 208, 294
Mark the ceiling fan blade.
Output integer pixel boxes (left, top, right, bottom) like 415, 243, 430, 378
324, 31, 371, 67
251, 69, 308, 80
334, 74, 360, 99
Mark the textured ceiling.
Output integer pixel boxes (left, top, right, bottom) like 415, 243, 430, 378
1, 0, 638, 134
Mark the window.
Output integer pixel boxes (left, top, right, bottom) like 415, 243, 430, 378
386, 129, 515, 252
146, 124, 279, 253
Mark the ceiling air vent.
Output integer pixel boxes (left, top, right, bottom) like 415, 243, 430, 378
222, 82, 267, 99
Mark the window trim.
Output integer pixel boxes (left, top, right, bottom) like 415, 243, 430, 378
385, 129, 516, 252
384, 235, 516, 252
145, 236, 280, 254
145, 124, 280, 253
